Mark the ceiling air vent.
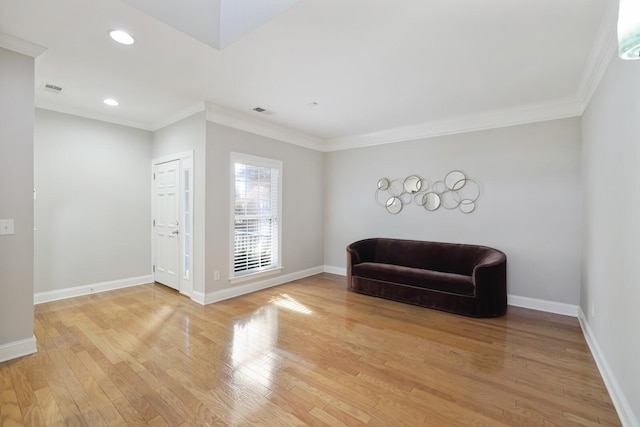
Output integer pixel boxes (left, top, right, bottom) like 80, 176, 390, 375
43, 83, 63, 93
252, 106, 275, 115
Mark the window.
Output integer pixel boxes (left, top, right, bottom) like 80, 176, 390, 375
230, 153, 282, 281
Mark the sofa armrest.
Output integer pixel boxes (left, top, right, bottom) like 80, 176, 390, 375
346, 245, 361, 265
346, 246, 355, 287
346, 239, 378, 265
472, 251, 507, 316
346, 239, 378, 289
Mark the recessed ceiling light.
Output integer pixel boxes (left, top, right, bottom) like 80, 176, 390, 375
109, 30, 135, 45
103, 98, 119, 106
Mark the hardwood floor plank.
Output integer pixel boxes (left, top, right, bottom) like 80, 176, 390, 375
309, 406, 351, 427
33, 387, 64, 426
46, 348, 108, 427
1, 364, 24, 427
0, 274, 622, 426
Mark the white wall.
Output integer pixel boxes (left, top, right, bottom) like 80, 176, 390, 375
582, 56, 640, 426
205, 122, 324, 294
0, 48, 35, 349
325, 118, 582, 304
152, 111, 206, 294
34, 109, 152, 293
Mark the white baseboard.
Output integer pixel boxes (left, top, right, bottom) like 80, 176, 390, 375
578, 309, 638, 427
579, 309, 639, 426
322, 265, 580, 317
0, 336, 37, 363
507, 294, 579, 317
324, 265, 347, 276
192, 266, 324, 305
34, 275, 153, 304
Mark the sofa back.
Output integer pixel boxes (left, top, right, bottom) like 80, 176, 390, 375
350, 238, 500, 276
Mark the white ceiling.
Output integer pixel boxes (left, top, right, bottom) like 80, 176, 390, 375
0, 0, 613, 150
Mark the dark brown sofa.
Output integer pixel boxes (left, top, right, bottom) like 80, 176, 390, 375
346, 238, 507, 317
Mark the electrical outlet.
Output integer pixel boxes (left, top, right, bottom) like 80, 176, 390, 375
0, 219, 15, 235
214, 271, 220, 280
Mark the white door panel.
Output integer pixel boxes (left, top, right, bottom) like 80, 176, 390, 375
154, 160, 180, 290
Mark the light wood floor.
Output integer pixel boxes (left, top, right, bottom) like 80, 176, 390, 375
1, 273, 620, 426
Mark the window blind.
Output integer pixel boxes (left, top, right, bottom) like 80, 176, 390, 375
232, 157, 280, 276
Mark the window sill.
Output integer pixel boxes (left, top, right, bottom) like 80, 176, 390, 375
229, 266, 283, 285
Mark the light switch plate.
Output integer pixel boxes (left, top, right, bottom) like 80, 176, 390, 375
0, 219, 15, 235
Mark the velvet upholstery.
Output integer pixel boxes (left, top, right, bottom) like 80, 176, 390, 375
347, 238, 507, 317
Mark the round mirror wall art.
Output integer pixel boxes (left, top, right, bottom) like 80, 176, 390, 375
375, 171, 480, 214
452, 178, 480, 204
423, 192, 441, 211
385, 196, 403, 214
460, 200, 475, 214
377, 178, 390, 190
445, 170, 466, 190
403, 175, 422, 193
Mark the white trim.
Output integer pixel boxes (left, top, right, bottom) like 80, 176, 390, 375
0, 336, 37, 363
35, 102, 153, 131
0, 33, 47, 57
206, 103, 325, 151
34, 275, 152, 304
324, 265, 347, 276
191, 290, 207, 305
325, 98, 583, 151
323, 265, 580, 317
229, 267, 284, 285
150, 102, 206, 131
36, 101, 204, 133
193, 266, 323, 305
576, 0, 617, 111
506, 294, 579, 317
152, 150, 194, 166
578, 309, 639, 427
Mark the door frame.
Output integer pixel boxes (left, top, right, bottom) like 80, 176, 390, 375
152, 150, 194, 297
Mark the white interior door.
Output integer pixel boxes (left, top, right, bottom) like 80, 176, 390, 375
154, 160, 180, 290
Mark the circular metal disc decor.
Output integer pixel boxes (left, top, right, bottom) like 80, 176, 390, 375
452, 178, 480, 203
385, 196, 403, 214
460, 199, 475, 213
422, 192, 441, 211
403, 175, 422, 193
445, 170, 466, 190
377, 178, 390, 190
376, 171, 479, 214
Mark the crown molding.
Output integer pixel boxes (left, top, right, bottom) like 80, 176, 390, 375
36, 100, 207, 132
0, 33, 46, 58
324, 98, 583, 151
149, 102, 206, 130
576, 0, 618, 111
206, 103, 325, 151
35, 100, 155, 131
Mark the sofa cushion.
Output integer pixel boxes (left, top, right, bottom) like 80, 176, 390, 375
352, 262, 474, 296
372, 239, 491, 276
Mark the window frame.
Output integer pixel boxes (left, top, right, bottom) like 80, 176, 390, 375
229, 152, 283, 283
